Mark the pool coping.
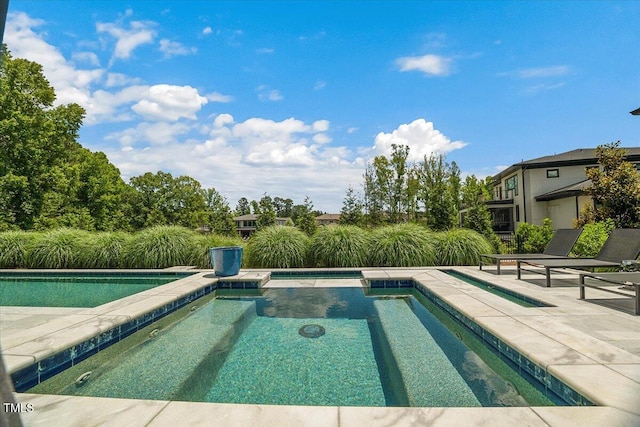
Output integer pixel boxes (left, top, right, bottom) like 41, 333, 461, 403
2, 267, 640, 426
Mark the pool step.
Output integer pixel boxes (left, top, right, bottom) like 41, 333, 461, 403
374, 298, 480, 406
57, 299, 257, 400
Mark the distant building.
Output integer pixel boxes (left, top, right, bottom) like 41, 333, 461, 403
315, 214, 341, 226
233, 214, 291, 238
484, 147, 640, 232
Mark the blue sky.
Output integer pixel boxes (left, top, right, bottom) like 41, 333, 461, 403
4, 1, 640, 212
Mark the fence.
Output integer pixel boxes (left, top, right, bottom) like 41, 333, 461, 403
497, 233, 523, 254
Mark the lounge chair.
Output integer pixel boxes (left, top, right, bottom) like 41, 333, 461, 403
579, 271, 640, 315
479, 228, 583, 274
517, 228, 640, 287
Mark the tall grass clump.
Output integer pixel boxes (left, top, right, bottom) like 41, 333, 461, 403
192, 233, 245, 269
434, 228, 493, 266
77, 232, 132, 268
28, 228, 92, 268
0, 230, 38, 268
368, 223, 436, 267
246, 226, 308, 268
123, 225, 198, 268
309, 225, 371, 268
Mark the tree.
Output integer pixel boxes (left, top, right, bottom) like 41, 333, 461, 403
417, 154, 459, 230
340, 186, 364, 226
296, 196, 318, 236
128, 171, 207, 229
579, 141, 640, 228
203, 188, 236, 235
461, 175, 500, 250
255, 194, 276, 230
273, 197, 294, 217
235, 197, 251, 216
1, 47, 80, 229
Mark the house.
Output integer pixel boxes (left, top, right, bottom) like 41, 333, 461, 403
233, 214, 291, 238
486, 147, 640, 232
315, 214, 341, 226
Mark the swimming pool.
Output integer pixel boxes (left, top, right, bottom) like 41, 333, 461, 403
0, 272, 194, 307
27, 286, 563, 407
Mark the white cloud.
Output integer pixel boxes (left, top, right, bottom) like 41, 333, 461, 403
371, 118, 466, 162
396, 54, 452, 77
104, 72, 143, 88
314, 80, 327, 90
206, 91, 234, 103
202, 26, 213, 35
159, 38, 196, 58
72, 51, 100, 66
5, 12, 105, 106
517, 65, 569, 79
257, 85, 283, 102
131, 84, 208, 121
523, 82, 565, 95
256, 47, 274, 54
96, 18, 156, 63
105, 121, 192, 146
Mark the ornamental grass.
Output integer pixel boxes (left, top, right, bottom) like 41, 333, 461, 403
308, 225, 370, 268
78, 232, 131, 268
434, 228, 493, 266
28, 228, 92, 269
123, 225, 198, 269
0, 230, 37, 268
246, 226, 308, 268
368, 223, 437, 267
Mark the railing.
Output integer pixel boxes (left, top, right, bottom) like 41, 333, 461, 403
497, 233, 522, 254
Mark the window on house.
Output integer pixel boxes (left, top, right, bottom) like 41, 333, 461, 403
505, 175, 518, 196
515, 205, 520, 222
546, 169, 559, 178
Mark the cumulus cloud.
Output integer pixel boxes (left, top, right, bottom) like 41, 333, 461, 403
5, 12, 105, 106
206, 91, 234, 103
202, 26, 213, 35
72, 51, 100, 66
131, 84, 208, 121
105, 121, 193, 147
396, 54, 452, 76
96, 18, 156, 63
159, 38, 196, 58
371, 118, 466, 162
257, 85, 283, 102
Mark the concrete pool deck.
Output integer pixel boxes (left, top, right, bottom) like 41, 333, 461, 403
1, 267, 640, 426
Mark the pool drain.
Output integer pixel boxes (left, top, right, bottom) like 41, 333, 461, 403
298, 324, 325, 338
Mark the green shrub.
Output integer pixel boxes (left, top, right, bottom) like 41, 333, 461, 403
0, 230, 38, 268
192, 234, 245, 269
434, 228, 493, 265
247, 226, 308, 268
515, 218, 553, 253
309, 225, 370, 267
78, 232, 131, 268
571, 219, 615, 257
368, 224, 436, 267
123, 226, 198, 268
28, 228, 92, 268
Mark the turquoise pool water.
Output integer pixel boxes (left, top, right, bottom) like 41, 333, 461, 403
28, 287, 556, 407
0, 273, 192, 307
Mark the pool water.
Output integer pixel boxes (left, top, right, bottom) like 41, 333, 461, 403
0, 274, 192, 307
28, 287, 557, 407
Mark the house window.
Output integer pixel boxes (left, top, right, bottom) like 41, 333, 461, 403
546, 169, 559, 178
515, 205, 520, 222
505, 175, 518, 196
